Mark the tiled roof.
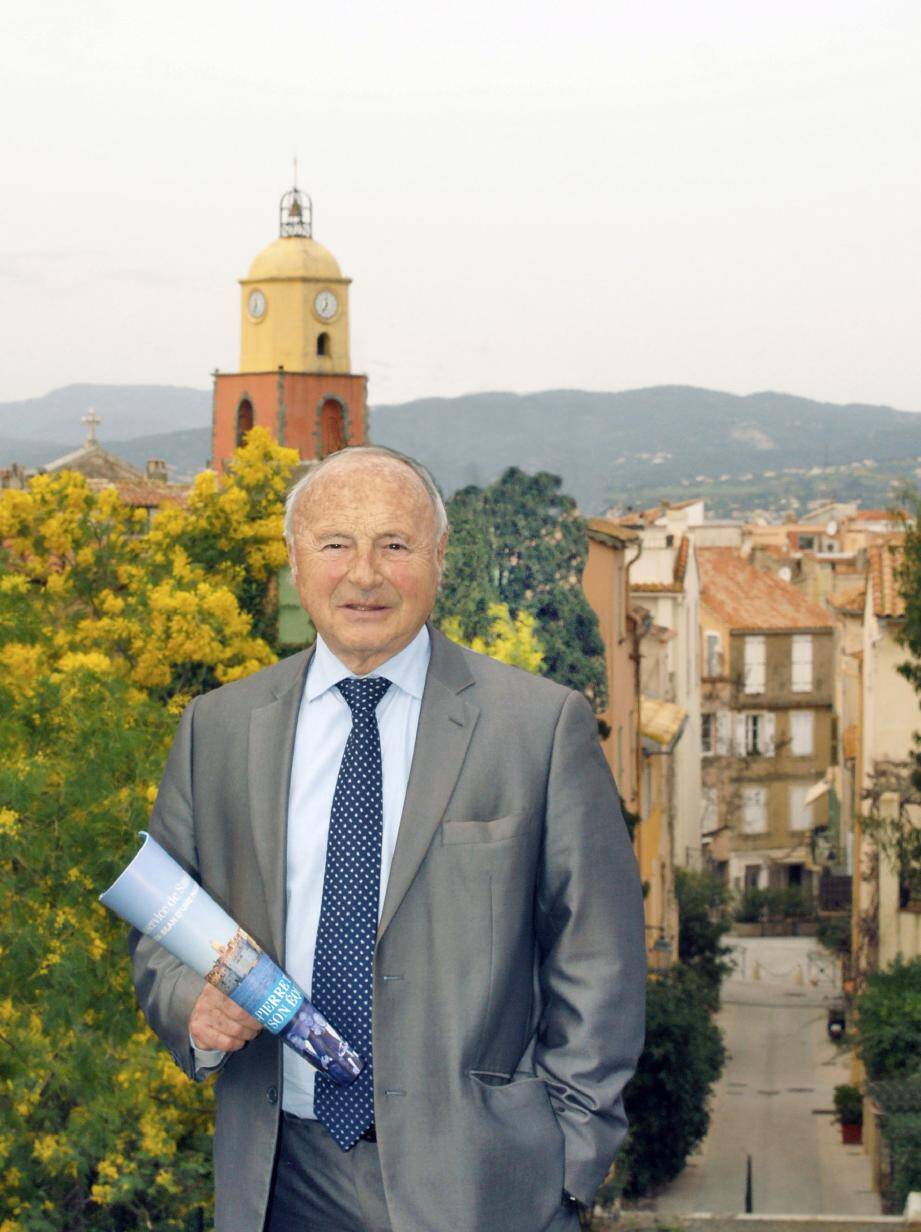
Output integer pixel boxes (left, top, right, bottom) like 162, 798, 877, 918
826, 582, 866, 615
602, 498, 698, 528
631, 581, 683, 594
697, 547, 834, 631
113, 481, 189, 508
869, 536, 905, 618
673, 535, 689, 583
586, 515, 640, 546
82, 476, 190, 508
854, 508, 894, 521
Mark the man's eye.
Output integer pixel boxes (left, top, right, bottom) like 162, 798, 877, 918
386, 543, 407, 552
322, 542, 345, 551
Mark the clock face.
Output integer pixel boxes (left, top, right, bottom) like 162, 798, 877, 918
248, 289, 266, 320
314, 289, 339, 321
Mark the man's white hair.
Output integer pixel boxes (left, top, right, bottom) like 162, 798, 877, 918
283, 445, 449, 552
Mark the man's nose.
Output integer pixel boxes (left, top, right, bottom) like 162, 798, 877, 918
348, 547, 380, 589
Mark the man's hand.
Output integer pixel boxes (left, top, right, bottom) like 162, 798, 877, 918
189, 983, 262, 1052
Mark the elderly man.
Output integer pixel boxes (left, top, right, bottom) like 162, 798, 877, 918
130, 445, 646, 1232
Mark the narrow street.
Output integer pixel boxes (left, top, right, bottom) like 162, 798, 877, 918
655, 936, 881, 1218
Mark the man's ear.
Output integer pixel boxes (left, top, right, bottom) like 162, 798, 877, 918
287, 545, 298, 580
435, 531, 449, 579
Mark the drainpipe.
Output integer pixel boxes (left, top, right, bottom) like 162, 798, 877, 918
626, 538, 644, 817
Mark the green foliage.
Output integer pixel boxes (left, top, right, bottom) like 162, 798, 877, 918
833, 1084, 863, 1125
890, 489, 921, 898
816, 914, 852, 956
0, 670, 214, 1229
435, 467, 607, 708
440, 602, 544, 674
734, 885, 815, 923
862, 797, 921, 910
612, 967, 726, 1199
0, 432, 301, 1228
880, 1113, 921, 1215
894, 490, 921, 709
674, 869, 734, 1006
855, 956, 921, 1081
435, 486, 498, 642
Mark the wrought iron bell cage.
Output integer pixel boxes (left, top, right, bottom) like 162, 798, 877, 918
280, 187, 313, 238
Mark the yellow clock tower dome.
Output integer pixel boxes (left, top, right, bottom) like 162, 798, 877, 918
212, 185, 368, 473
240, 188, 352, 375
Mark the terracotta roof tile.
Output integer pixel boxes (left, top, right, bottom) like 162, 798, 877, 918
869, 536, 905, 618
107, 481, 190, 508
673, 535, 689, 584
697, 547, 834, 631
586, 515, 640, 545
826, 582, 867, 615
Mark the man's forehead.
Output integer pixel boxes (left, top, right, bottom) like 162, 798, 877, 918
304, 458, 431, 510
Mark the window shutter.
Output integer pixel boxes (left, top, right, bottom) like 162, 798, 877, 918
716, 710, 731, 756
792, 634, 813, 693
733, 713, 747, 757
705, 631, 721, 677
762, 712, 775, 757
791, 710, 814, 757
744, 635, 766, 694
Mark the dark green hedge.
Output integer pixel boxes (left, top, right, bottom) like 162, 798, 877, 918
608, 967, 726, 1199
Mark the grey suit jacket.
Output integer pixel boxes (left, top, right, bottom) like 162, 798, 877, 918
130, 625, 646, 1232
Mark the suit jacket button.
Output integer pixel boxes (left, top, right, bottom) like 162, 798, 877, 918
266, 1086, 278, 1105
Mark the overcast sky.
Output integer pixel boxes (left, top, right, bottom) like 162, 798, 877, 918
3, 0, 919, 410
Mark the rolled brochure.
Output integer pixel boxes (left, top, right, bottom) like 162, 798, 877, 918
100, 832, 364, 1087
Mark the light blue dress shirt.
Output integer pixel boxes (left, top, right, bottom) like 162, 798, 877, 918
192, 625, 431, 1119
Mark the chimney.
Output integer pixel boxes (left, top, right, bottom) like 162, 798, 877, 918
146, 458, 168, 483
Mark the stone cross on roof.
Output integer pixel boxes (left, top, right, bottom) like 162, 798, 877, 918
81, 408, 101, 446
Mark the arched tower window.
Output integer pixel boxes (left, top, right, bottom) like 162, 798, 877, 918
317, 332, 330, 357
237, 398, 254, 446
319, 399, 346, 457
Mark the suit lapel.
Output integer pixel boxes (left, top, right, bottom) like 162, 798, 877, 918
249, 648, 312, 961
377, 628, 478, 942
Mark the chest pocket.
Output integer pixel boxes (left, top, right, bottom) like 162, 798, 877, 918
441, 811, 532, 846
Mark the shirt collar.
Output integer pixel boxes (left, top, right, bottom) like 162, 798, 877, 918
306, 624, 431, 703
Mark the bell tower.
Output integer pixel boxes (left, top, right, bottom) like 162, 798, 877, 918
211, 184, 368, 473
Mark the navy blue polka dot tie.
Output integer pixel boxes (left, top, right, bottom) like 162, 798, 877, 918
312, 675, 391, 1150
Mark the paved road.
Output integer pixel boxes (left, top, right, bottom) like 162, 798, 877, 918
655, 936, 880, 1218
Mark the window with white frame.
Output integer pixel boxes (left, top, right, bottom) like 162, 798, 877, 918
788, 782, 812, 831
790, 710, 814, 757
734, 712, 775, 757
744, 635, 766, 694
791, 634, 813, 693
705, 631, 722, 677
701, 785, 718, 829
701, 713, 713, 755
741, 785, 768, 833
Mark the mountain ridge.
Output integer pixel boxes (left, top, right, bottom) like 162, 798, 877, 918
3, 382, 920, 515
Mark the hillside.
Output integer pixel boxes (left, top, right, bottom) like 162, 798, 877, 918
0, 384, 211, 444
3, 383, 920, 516
370, 387, 921, 514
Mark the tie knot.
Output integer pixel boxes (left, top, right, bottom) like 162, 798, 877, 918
336, 675, 391, 716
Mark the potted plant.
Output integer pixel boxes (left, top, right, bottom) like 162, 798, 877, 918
834, 1083, 863, 1145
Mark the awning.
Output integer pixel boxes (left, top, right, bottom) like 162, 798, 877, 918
770, 846, 812, 866
640, 697, 688, 750
805, 771, 833, 806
